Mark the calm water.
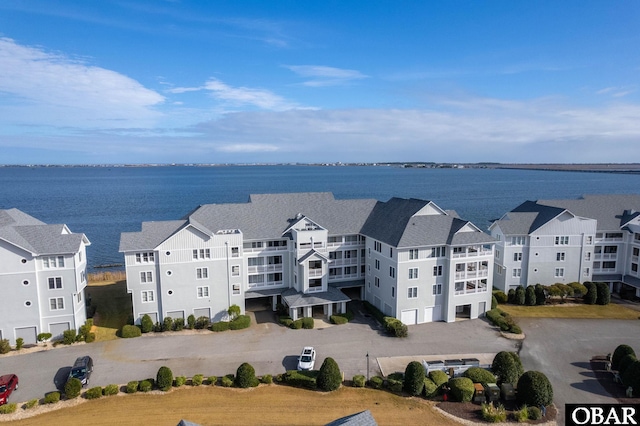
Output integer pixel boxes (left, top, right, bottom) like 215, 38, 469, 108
1, 165, 639, 270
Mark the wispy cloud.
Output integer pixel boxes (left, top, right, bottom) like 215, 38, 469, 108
285, 65, 369, 87
596, 86, 636, 98
216, 143, 280, 153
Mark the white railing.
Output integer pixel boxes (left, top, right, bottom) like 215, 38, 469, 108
247, 281, 284, 289
327, 241, 363, 248
330, 258, 358, 266
595, 253, 617, 260
307, 286, 323, 293
247, 264, 283, 274
243, 246, 288, 253
308, 269, 323, 277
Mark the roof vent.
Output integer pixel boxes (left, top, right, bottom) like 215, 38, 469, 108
295, 213, 303, 220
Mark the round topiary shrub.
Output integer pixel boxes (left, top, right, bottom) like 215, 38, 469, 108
507, 288, 516, 304
261, 374, 272, 384
211, 321, 230, 332
493, 291, 508, 304
220, 375, 234, 387
44, 392, 60, 404
290, 319, 303, 329
448, 377, 475, 402
462, 367, 497, 386
64, 378, 82, 399
517, 371, 554, 407
514, 286, 526, 305
138, 380, 152, 392
525, 286, 537, 306
621, 359, 640, 396
352, 375, 366, 387
583, 282, 597, 305
174, 376, 187, 387
491, 351, 524, 385
369, 376, 384, 389
187, 314, 196, 330
121, 324, 142, 338
527, 406, 542, 420
423, 377, 438, 398
103, 384, 119, 396
596, 282, 611, 305
208, 376, 218, 386
619, 354, 637, 377
301, 317, 314, 329
140, 314, 154, 333
126, 381, 139, 394
403, 361, 425, 396
229, 315, 251, 330
317, 357, 342, 391
535, 284, 547, 305
84, 386, 102, 400
235, 363, 259, 388
612, 344, 636, 371
156, 366, 173, 391
330, 315, 349, 325
173, 318, 185, 331
491, 295, 498, 310
429, 370, 449, 388
191, 374, 204, 386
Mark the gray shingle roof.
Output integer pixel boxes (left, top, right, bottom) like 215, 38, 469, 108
492, 200, 568, 235
119, 220, 186, 252
325, 410, 378, 426
0, 208, 88, 255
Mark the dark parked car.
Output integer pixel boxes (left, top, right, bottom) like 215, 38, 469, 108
69, 356, 93, 387
0, 374, 18, 405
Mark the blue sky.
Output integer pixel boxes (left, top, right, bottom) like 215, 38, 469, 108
1, 1, 639, 165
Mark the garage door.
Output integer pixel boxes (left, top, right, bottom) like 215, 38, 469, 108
425, 305, 443, 322
50, 322, 70, 341
15, 326, 37, 345
401, 309, 417, 325
193, 307, 210, 319
167, 310, 184, 319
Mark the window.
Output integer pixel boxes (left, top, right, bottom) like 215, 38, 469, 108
632, 263, 638, 273
196, 268, 208, 279
374, 277, 380, 287
512, 268, 521, 278
140, 271, 152, 283
329, 251, 342, 260
231, 265, 240, 276
193, 249, 211, 260
409, 268, 418, 279
81, 270, 86, 283
555, 236, 569, 245
513, 252, 522, 261
432, 284, 442, 295
43, 256, 65, 268
78, 251, 82, 262
555, 268, 564, 278
389, 266, 395, 278
49, 297, 64, 310
389, 247, 393, 258
408, 287, 418, 298
309, 279, 322, 289
556, 252, 565, 261
409, 249, 418, 260
135, 252, 155, 263
374, 241, 382, 252
495, 249, 500, 260
267, 256, 282, 265
431, 246, 445, 257
433, 265, 443, 276
267, 272, 282, 282
248, 257, 264, 266
391, 287, 395, 298
345, 250, 356, 259
585, 252, 591, 261
251, 242, 263, 249
375, 259, 380, 270
604, 246, 618, 254
48, 277, 62, 289
603, 261, 616, 269
584, 267, 591, 276
231, 247, 239, 257
496, 265, 503, 275
309, 260, 322, 269
268, 240, 287, 248
249, 275, 265, 284
141, 290, 154, 303
232, 284, 241, 295
77, 292, 82, 303
633, 247, 639, 257
586, 236, 593, 244
606, 232, 623, 239
511, 236, 526, 246
197, 286, 209, 298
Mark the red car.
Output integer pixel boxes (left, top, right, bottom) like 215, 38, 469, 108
0, 374, 18, 405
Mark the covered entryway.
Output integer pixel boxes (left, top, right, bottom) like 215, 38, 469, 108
401, 309, 417, 325
281, 287, 350, 320
15, 326, 37, 345
455, 304, 471, 320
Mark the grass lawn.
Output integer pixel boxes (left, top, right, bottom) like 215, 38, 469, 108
7, 385, 459, 426
499, 301, 640, 319
87, 280, 131, 341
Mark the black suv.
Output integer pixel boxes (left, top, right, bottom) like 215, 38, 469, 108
68, 356, 93, 387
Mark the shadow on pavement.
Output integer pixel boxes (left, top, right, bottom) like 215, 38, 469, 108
570, 379, 616, 397
282, 355, 299, 371
54, 366, 71, 390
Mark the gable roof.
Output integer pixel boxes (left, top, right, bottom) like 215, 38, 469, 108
491, 200, 568, 235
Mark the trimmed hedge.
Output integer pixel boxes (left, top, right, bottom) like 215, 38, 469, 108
492, 290, 508, 304
138, 380, 152, 392
174, 376, 187, 387
140, 314, 154, 333
301, 317, 314, 329
423, 377, 439, 398
187, 314, 196, 329
235, 363, 259, 388
528, 406, 543, 420
486, 308, 520, 334
619, 354, 637, 377
386, 378, 403, 393
0, 403, 17, 414
448, 377, 475, 402
24, 399, 39, 409
290, 319, 303, 329
492, 351, 524, 385
208, 376, 218, 386
404, 361, 425, 396
352, 375, 366, 387
583, 282, 597, 305
191, 374, 204, 386
64, 377, 82, 399
0, 339, 10, 354
261, 374, 273, 384
157, 366, 173, 391
103, 384, 119, 396
429, 370, 449, 388
121, 324, 142, 338
369, 375, 384, 389
384, 317, 408, 338
514, 286, 525, 305
517, 371, 554, 407
211, 321, 230, 332
330, 315, 349, 325
221, 375, 234, 387
622, 360, 640, 396
317, 357, 342, 391
37, 332, 53, 342
229, 315, 251, 330
596, 282, 611, 305
84, 386, 102, 400
126, 381, 138, 394
525, 286, 537, 305
281, 370, 317, 389
63, 329, 77, 345
612, 344, 636, 371
462, 367, 497, 386
44, 392, 60, 404
194, 316, 210, 330
535, 284, 547, 305
278, 316, 293, 327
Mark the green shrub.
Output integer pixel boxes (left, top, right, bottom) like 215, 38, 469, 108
301, 317, 314, 329
612, 344, 636, 371
384, 317, 408, 337
507, 288, 516, 304
493, 290, 508, 304
525, 286, 536, 306
24, 399, 39, 409
211, 321, 230, 332
317, 357, 342, 391
138, 380, 152, 392
208, 376, 218, 386
482, 402, 507, 423
517, 371, 553, 407
423, 377, 439, 398
126, 381, 139, 394
622, 360, 640, 396
103, 384, 119, 396
156, 366, 173, 391
429, 370, 449, 388
568, 282, 588, 297
514, 286, 525, 305
514, 404, 529, 423
387, 378, 403, 393
194, 316, 210, 329
535, 284, 547, 305
229, 315, 251, 330
596, 282, 611, 305
191, 374, 204, 386
174, 376, 187, 387
15, 337, 24, 350
0, 403, 17, 414
528, 406, 542, 420
403, 361, 425, 396
140, 314, 154, 333
463, 367, 497, 386
84, 386, 102, 400
187, 314, 196, 330
583, 282, 597, 305
369, 375, 384, 389
162, 316, 173, 332
64, 377, 82, 399
220, 375, 234, 387
330, 315, 349, 325
281, 370, 317, 389
63, 329, 77, 345
121, 324, 142, 338
236, 363, 258, 388
279, 317, 293, 327
352, 375, 366, 387
153, 322, 162, 332
173, 317, 185, 331
44, 392, 60, 404
510, 324, 523, 335
228, 304, 241, 320
290, 319, 303, 329
85, 332, 96, 343
491, 295, 498, 310
491, 351, 524, 385
448, 377, 475, 402
261, 374, 273, 384
0, 339, 10, 354
619, 354, 637, 376
37, 332, 52, 342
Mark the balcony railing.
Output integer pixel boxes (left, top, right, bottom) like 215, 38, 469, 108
455, 269, 488, 279
329, 258, 358, 266
247, 264, 283, 274
243, 246, 288, 253
595, 253, 617, 260
308, 269, 323, 277
247, 280, 284, 289
452, 249, 492, 258
327, 241, 363, 248
307, 286, 323, 293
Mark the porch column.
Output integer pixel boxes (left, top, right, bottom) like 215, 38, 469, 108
326, 303, 333, 318
272, 295, 278, 311
340, 301, 347, 314
304, 306, 312, 318
290, 307, 298, 321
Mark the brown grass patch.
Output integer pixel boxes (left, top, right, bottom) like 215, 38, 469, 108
87, 280, 131, 341
499, 302, 639, 319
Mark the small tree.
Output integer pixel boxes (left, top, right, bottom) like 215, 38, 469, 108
583, 282, 597, 305
612, 344, 636, 371
507, 288, 516, 304
64, 378, 83, 399
515, 286, 525, 305
228, 304, 241, 320
121, 324, 141, 338
15, 337, 24, 350
162, 316, 173, 332
0, 339, 10, 354
622, 359, 640, 396
404, 361, 425, 396
596, 282, 611, 305
187, 314, 196, 330
517, 371, 553, 407
156, 366, 173, 391
140, 314, 154, 333
63, 329, 77, 345
492, 351, 523, 385
235, 363, 258, 388
317, 357, 342, 391
619, 354, 637, 377
534, 284, 547, 305
525, 286, 536, 306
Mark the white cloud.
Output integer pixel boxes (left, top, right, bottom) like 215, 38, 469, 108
0, 37, 165, 128
216, 143, 280, 153
596, 86, 636, 98
285, 65, 369, 87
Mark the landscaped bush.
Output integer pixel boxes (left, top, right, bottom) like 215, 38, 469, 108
281, 370, 317, 389
527, 406, 542, 420
37, 332, 53, 342
486, 309, 520, 334
229, 315, 251, 330
462, 367, 497, 386
514, 286, 525, 305
507, 288, 516, 304
84, 386, 103, 399
64, 378, 82, 399
220, 375, 234, 387
386, 378, 403, 393
525, 286, 536, 306
535, 284, 547, 305
103, 384, 119, 396
156, 366, 173, 391
121, 324, 142, 338
208, 376, 217, 385
491, 295, 498, 310
290, 319, 303, 329
384, 317, 408, 338
583, 282, 597, 305
429, 370, 449, 388
492, 351, 524, 385
404, 361, 425, 396
301, 317, 314, 329
352, 375, 366, 387
211, 321, 230, 332
330, 315, 349, 325
85, 332, 96, 343
138, 380, 152, 392
278, 315, 293, 327
568, 282, 588, 298
187, 314, 196, 330
191, 374, 204, 386
63, 329, 77, 345
448, 377, 475, 402
0, 403, 17, 414
162, 316, 173, 332
261, 374, 273, 384
15, 337, 24, 350
24, 399, 39, 409
174, 376, 187, 387
236, 363, 259, 388
153, 321, 162, 332
621, 360, 640, 396
194, 316, 210, 329
619, 354, 637, 376
126, 381, 139, 394
482, 402, 507, 423
369, 375, 384, 389
596, 282, 611, 305
317, 357, 342, 391
423, 377, 438, 398
140, 314, 154, 333
517, 371, 554, 407
493, 290, 508, 304
612, 344, 636, 371
0, 339, 10, 354
173, 317, 185, 331
44, 392, 60, 404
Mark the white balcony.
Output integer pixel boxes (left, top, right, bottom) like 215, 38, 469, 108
308, 269, 323, 277
247, 264, 283, 274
